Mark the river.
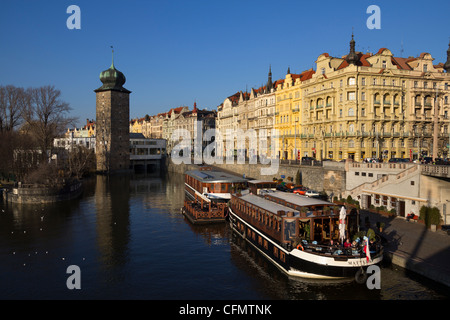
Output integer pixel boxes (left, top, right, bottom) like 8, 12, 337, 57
0, 172, 448, 300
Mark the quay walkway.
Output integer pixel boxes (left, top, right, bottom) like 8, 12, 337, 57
361, 210, 450, 289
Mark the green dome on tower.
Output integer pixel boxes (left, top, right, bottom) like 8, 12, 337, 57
95, 48, 131, 93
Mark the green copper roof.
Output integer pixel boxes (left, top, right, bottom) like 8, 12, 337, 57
94, 48, 131, 93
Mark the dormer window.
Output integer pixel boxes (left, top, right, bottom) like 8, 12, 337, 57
382, 60, 387, 69
423, 64, 428, 72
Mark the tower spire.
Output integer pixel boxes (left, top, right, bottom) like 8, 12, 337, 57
346, 31, 359, 66
266, 64, 273, 93
444, 38, 450, 73
110, 45, 115, 69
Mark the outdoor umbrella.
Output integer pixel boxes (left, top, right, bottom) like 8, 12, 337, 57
339, 206, 346, 244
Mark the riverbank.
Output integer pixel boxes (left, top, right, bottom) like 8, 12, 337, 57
361, 209, 450, 289
3, 179, 83, 204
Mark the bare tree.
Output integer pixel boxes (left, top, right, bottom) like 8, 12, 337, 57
67, 145, 95, 179
0, 85, 29, 132
0, 130, 39, 181
23, 85, 76, 161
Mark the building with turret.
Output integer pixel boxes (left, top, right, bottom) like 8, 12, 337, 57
94, 51, 131, 173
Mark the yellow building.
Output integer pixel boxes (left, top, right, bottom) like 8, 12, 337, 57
297, 36, 450, 162
274, 68, 314, 160
130, 117, 145, 134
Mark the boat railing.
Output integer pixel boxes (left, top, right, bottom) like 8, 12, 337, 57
295, 239, 382, 259
184, 200, 227, 220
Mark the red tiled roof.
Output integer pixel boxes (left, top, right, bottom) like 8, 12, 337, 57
391, 57, 415, 70
376, 48, 388, 54
299, 69, 315, 81
337, 52, 371, 70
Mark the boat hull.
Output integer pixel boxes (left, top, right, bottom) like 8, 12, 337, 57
229, 208, 383, 280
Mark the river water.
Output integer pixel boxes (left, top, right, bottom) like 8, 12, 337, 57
0, 172, 448, 300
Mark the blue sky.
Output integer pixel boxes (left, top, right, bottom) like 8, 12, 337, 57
1, 0, 449, 127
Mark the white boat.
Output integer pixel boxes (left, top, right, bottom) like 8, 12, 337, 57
229, 190, 383, 280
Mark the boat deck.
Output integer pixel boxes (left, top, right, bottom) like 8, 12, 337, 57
182, 200, 228, 224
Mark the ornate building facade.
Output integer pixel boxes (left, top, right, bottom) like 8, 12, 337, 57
297, 37, 450, 162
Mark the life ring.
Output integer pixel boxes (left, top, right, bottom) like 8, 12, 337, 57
297, 244, 304, 251
355, 267, 367, 284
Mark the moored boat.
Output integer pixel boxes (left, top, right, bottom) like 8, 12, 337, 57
228, 189, 383, 280
182, 167, 248, 224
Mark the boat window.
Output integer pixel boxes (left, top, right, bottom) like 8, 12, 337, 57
283, 219, 296, 242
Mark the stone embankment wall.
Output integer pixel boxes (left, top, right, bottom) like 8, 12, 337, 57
5, 180, 83, 204
167, 158, 347, 197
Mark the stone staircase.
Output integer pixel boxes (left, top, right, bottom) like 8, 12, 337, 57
345, 164, 419, 199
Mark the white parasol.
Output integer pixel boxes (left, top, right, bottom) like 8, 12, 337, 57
338, 206, 346, 244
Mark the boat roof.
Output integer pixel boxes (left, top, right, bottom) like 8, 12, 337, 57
185, 170, 248, 183
248, 180, 277, 185
237, 193, 300, 216
265, 190, 334, 207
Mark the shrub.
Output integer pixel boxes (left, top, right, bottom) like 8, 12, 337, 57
346, 195, 353, 204
419, 206, 441, 228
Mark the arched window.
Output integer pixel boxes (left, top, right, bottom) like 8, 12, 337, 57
349, 140, 355, 148
349, 124, 355, 133
374, 93, 380, 104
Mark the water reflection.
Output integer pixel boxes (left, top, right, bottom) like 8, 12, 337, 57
95, 174, 131, 282
0, 172, 447, 300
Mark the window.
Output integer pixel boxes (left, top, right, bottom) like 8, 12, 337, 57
348, 77, 356, 85
423, 64, 428, 72
349, 140, 355, 148
373, 78, 377, 85
382, 60, 387, 68
361, 77, 366, 86
349, 124, 355, 133
348, 108, 355, 116
348, 92, 356, 101
361, 92, 366, 101
321, 68, 325, 75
